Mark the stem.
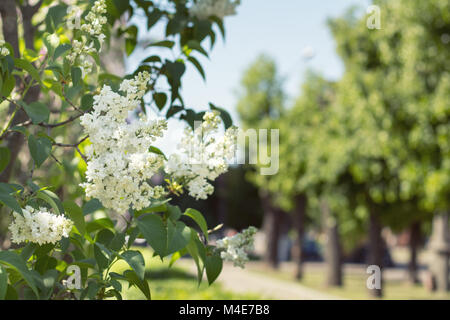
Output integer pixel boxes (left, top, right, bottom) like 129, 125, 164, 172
0, 102, 21, 140
53, 135, 89, 148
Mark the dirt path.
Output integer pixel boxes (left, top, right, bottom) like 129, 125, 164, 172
180, 260, 343, 300
217, 263, 343, 300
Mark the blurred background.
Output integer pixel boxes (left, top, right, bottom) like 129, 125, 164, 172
134, 0, 450, 300
1, 0, 449, 300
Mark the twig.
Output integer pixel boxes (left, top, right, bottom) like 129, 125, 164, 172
64, 95, 85, 115
50, 153, 62, 165
75, 146, 88, 164
53, 135, 89, 148
52, 136, 89, 164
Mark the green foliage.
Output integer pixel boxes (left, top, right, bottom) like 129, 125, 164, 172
22, 102, 50, 124
237, 0, 449, 250
236, 54, 285, 129
28, 135, 52, 168
0, 147, 10, 173
0, 0, 237, 300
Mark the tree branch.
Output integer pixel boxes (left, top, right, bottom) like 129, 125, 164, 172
53, 135, 89, 148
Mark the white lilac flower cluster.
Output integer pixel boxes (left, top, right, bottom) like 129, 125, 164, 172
66, 0, 107, 75
9, 206, 73, 245
80, 0, 108, 39
189, 0, 240, 20
164, 111, 238, 200
216, 227, 257, 268
0, 40, 10, 56
80, 72, 168, 213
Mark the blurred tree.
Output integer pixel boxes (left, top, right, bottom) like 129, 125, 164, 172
236, 54, 286, 268
275, 72, 343, 283
325, 0, 450, 296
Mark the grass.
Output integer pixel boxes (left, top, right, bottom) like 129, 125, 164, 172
109, 247, 261, 300
108, 247, 449, 300
248, 264, 450, 300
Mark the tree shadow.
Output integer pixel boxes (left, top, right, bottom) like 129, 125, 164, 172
144, 267, 196, 281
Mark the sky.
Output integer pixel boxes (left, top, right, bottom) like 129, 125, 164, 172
126, 0, 371, 153
178, 0, 370, 121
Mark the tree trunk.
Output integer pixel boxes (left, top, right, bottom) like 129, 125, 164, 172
261, 193, 280, 269
321, 200, 343, 287
368, 208, 384, 298
408, 221, 421, 284
0, 1, 43, 253
292, 194, 307, 279
0, 1, 42, 183
429, 212, 449, 292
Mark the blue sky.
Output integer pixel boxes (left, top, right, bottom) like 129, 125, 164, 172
126, 0, 371, 153
178, 0, 370, 122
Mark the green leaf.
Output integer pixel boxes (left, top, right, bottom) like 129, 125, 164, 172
133, 199, 169, 218
9, 126, 27, 136
110, 232, 126, 251
20, 243, 36, 261
28, 135, 52, 167
164, 60, 186, 83
188, 56, 206, 81
153, 92, 167, 110
147, 40, 175, 49
169, 248, 187, 267
0, 265, 7, 300
147, 8, 163, 29
53, 43, 71, 60
85, 281, 100, 300
167, 220, 190, 255
166, 105, 184, 118
86, 217, 114, 233
205, 252, 223, 285
82, 198, 103, 215
184, 208, 209, 241
209, 103, 233, 129
4, 285, 17, 300
36, 189, 62, 215
96, 229, 114, 246
0, 147, 11, 173
14, 58, 40, 84
45, 65, 63, 79
126, 227, 140, 249
148, 146, 167, 160
136, 214, 167, 257
37, 269, 58, 300
1, 74, 15, 97
143, 55, 161, 63
123, 270, 151, 300
81, 94, 94, 111
125, 38, 137, 56
0, 251, 39, 298
166, 204, 182, 222
63, 201, 85, 235
45, 5, 69, 33
210, 16, 226, 39
22, 102, 50, 124
0, 183, 22, 214
187, 40, 209, 57
93, 244, 109, 270
71, 66, 82, 86
120, 250, 145, 281
186, 229, 205, 285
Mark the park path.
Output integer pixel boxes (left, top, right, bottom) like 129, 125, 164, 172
180, 260, 343, 300
217, 263, 343, 300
